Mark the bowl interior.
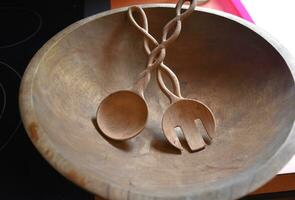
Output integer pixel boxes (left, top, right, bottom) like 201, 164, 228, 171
23, 7, 295, 198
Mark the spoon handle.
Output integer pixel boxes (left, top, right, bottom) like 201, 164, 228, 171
128, 6, 167, 96
158, 0, 197, 103
128, 0, 197, 99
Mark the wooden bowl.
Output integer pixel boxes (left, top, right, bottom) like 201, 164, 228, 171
19, 5, 295, 200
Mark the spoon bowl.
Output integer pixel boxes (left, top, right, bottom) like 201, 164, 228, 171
97, 90, 148, 140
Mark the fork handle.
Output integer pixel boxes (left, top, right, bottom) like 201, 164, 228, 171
158, 0, 197, 103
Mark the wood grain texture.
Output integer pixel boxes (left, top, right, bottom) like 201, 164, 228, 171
19, 5, 295, 200
252, 174, 295, 195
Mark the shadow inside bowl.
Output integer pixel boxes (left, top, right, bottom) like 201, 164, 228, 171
91, 117, 133, 152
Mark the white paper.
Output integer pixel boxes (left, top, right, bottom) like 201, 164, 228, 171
242, 0, 295, 57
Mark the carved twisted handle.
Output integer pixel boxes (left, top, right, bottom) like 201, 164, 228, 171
129, 0, 197, 99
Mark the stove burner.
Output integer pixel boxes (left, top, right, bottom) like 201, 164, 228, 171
0, 61, 21, 151
0, 7, 42, 49
0, 83, 6, 121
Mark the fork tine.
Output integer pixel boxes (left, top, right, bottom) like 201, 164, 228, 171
181, 121, 206, 151
195, 119, 212, 145
162, 127, 184, 151
199, 109, 216, 140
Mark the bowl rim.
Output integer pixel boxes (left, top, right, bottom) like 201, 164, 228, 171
19, 4, 295, 200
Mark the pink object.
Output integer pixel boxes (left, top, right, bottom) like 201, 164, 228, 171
201, 0, 254, 23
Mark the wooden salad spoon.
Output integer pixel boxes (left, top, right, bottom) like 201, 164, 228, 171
129, 1, 216, 152
96, 0, 190, 140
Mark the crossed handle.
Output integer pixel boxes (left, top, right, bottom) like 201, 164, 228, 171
128, 0, 197, 98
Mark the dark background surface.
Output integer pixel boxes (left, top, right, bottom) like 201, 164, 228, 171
0, 0, 294, 199
0, 0, 108, 199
